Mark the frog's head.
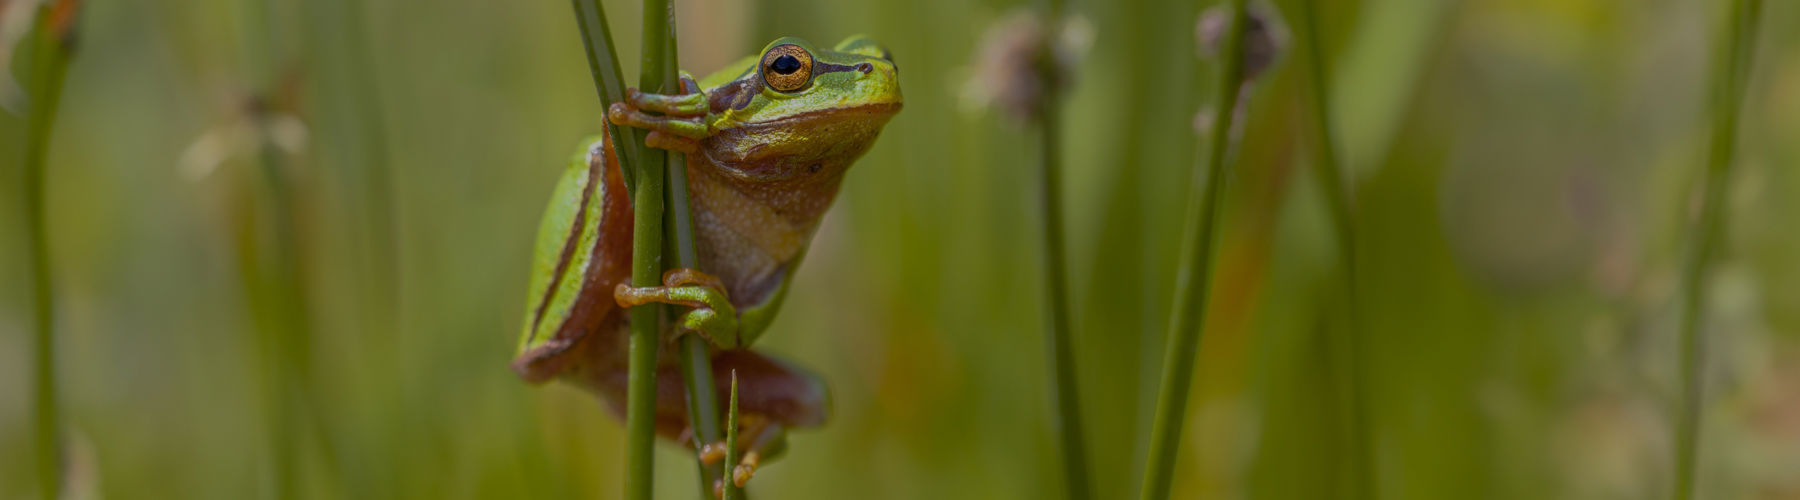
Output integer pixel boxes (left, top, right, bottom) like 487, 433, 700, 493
703, 36, 902, 180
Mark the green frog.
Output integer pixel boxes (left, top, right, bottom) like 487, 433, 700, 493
510, 35, 901, 490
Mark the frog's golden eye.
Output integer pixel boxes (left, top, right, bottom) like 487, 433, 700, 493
760, 44, 813, 93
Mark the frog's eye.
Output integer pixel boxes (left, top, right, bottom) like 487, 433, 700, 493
760, 44, 813, 93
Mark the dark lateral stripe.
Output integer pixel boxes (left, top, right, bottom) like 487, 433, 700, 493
526, 136, 606, 344
815, 61, 872, 76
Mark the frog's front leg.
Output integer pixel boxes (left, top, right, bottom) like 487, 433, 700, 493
607, 73, 711, 154
614, 268, 742, 347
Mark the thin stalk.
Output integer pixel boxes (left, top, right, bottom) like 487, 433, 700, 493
622, 129, 666, 500
235, 0, 317, 496
334, 0, 401, 338
22, 2, 79, 498
621, 0, 679, 498
1673, 0, 1762, 498
564, 1, 664, 498
568, 0, 638, 189
1295, 1, 1373, 498
1138, 0, 1247, 498
654, 20, 732, 499
1037, 63, 1093, 500
723, 372, 741, 500
250, 123, 310, 500
1034, 0, 1090, 498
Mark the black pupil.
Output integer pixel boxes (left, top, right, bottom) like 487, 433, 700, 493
770, 54, 802, 75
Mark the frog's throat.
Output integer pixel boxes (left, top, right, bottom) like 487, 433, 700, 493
702, 102, 901, 178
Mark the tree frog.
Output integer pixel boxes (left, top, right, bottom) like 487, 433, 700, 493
510, 35, 901, 490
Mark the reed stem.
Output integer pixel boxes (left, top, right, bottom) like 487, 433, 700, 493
1138, 1, 1247, 498
620, 0, 682, 498
1294, 1, 1374, 498
568, 0, 638, 187
723, 372, 741, 500
1033, 0, 1091, 498
651, 19, 733, 499
22, 2, 80, 498
1673, 0, 1762, 498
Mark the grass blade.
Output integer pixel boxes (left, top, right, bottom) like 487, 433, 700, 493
1034, 0, 1091, 498
1138, 0, 1248, 498
1673, 0, 1763, 498
1294, 0, 1374, 498
20, 1, 81, 498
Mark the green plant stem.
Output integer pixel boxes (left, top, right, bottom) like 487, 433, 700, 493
621, 0, 679, 499
23, 3, 77, 498
233, 0, 319, 496
1034, 1, 1090, 498
1294, 1, 1373, 498
1674, 0, 1762, 498
568, 0, 638, 189
1138, 0, 1247, 498
622, 144, 666, 500
723, 372, 741, 500
651, 20, 733, 499
564, 1, 665, 497
329, 0, 401, 334
1037, 58, 1092, 500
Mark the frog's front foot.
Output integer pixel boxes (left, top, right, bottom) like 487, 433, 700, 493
614, 268, 742, 347
608, 74, 709, 154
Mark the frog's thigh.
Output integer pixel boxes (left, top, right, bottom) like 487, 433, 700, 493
709, 350, 828, 428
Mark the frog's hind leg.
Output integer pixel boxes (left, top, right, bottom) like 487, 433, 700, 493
695, 349, 827, 493
728, 418, 789, 487
705, 417, 789, 497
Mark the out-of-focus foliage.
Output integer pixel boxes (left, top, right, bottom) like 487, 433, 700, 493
1, 0, 1796, 498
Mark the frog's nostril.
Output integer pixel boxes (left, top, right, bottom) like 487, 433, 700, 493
856, 62, 872, 74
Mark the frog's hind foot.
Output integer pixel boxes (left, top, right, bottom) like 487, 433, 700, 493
730, 420, 786, 488
702, 420, 787, 498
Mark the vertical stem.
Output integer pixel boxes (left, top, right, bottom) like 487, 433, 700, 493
722, 372, 741, 500
1674, 0, 1761, 498
1038, 68, 1092, 500
622, 0, 678, 499
23, 3, 79, 499
564, 1, 665, 497
1295, 1, 1374, 498
655, 20, 731, 499
235, 0, 316, 496
563, 0, 666, 494
622, 141, 666, 500
334, 0, 401, 334
1138, 0, 1247, 498
1035, 0, 1090, 498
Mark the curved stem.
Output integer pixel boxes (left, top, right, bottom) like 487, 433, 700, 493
1673, 0, 1762, 498
1138, 1, 1248, 498
24, 3, 79, 498
1295, 1, 1374, 498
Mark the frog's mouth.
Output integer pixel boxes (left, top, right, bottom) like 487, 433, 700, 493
706, 102, 903, 172
737, 101, 903, 129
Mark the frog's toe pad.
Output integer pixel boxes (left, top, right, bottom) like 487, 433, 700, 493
699, 441, 729, 465
731, 459, 757, 487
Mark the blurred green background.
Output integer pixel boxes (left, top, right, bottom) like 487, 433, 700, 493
3, 0, 1799, 498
